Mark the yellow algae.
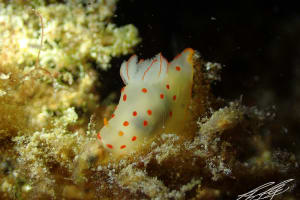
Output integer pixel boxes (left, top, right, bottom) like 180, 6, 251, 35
0, 0, 140, 131
0, 0, 140, 199
198, 101, 244, 144
117, 164, 202, 199
0, 1, 140, 70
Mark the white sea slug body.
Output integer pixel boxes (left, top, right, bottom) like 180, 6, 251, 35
98, 48, 194, 155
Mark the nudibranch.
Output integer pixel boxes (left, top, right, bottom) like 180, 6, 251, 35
98, 48, 194, 155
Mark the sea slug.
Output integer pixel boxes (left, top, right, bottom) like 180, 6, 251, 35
97, 48, 194, 155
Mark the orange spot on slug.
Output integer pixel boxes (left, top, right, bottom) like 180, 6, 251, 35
103, 118, 108, 126
123, 94, 127, 101
106, 144, 113, 149
123, 121, 129, 126
111, 114, 115, 118
160, 93, 164, 99
144, 120, 148, 126
118, 131, 124, 136
176, 66, 181, 71
147, 109, 152, 115
132, 136, 137, 141
133, 111, 137, 116
120, 145, 126, 149
142, 88, 147, 93
97, 132, 101, 140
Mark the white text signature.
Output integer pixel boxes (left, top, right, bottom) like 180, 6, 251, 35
237, 179, 294, 200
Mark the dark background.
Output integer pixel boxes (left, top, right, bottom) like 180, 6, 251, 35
110, 0, 300, 157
